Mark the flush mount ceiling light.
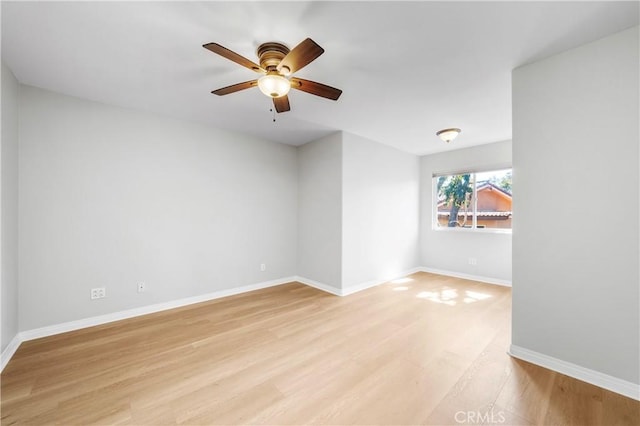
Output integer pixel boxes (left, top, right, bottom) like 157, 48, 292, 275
258, 72, 291, 98
436, 128, 461, 143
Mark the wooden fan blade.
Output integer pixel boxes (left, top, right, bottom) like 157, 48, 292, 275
277, 38, 324, 75
212, 80, 258, 96
203, 43, 265, 74
273, 95, 291, 113
290, 77, 342, 101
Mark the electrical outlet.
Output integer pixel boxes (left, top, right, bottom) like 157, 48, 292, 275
90, 287, 106, 300
137, 282, 146, 293
260, 263, 266, 271
468, 257, 477, 266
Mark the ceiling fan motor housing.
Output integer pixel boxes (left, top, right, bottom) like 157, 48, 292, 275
257, 42, 290, 72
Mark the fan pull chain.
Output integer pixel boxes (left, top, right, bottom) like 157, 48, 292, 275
269, 108, 276, 122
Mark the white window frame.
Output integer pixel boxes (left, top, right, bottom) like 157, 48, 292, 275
432, 166, 512, 234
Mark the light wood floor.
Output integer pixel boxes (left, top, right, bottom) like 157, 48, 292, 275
1, 272, 638, 425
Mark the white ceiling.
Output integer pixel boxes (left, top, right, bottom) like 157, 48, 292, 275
2, 1, 638, 155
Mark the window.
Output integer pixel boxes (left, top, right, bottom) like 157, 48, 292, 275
434, 169, 512, 231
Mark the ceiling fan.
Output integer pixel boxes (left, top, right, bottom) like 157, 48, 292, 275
203, 38, 342, 113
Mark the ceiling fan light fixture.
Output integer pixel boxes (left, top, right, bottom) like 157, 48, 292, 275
436, 128, 461, 143
258, 73, 291, 98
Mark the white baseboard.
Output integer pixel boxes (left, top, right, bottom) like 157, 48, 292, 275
294, 276, 342, 296
0, 268, 501, 372
341, 266, 425, 296
509, 344, 640, 401
420, 267, 511, 287
1, 276, 298, 372
1, 334, 22, 372
297, 267, 425, 297
20, 276, 297, 342
9, 272, 636, 404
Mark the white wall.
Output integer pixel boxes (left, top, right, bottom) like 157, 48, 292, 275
18, 85, 298, 331
512, 26, 639, 385
1, 63, 20, 351
297, 132, 342, 290
419, 141, 512, 283
342, 132, 419, 289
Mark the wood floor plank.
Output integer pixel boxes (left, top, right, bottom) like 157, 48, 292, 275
494, 357, 557, 424
543, 373, 604, 425
424, 326, 513, 425
602, 389, 640, 425
2, 273, 638, 425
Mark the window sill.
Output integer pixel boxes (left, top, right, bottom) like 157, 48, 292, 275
432, 227, 512, 235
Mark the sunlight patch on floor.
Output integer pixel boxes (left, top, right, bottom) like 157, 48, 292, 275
416, 288, 492, 306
